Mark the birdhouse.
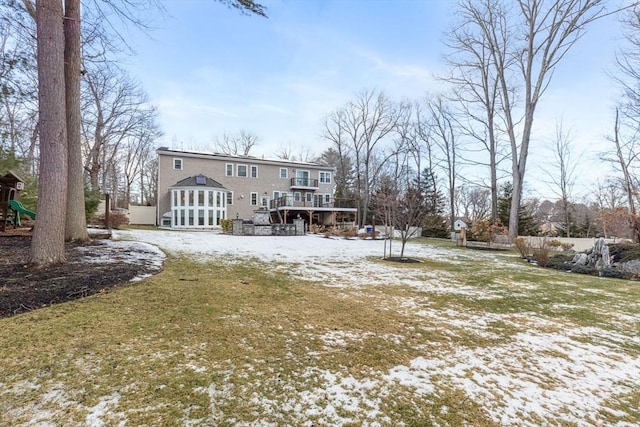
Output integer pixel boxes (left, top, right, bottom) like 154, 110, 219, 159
453, 219, 467, 231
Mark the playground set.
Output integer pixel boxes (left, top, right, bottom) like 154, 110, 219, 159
0, 171, 36, 232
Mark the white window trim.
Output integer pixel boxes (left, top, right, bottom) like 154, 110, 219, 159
227, 191, 234, 205
320, 171, 332, 184
225, 163, 233, 177
250, 192, 258, 206
280, 168, 288, 179
250, 165, 258, 178
237, 164, 248, 178
173, 158, 183, 170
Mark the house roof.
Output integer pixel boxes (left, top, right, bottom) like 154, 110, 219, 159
170, 175, 227, 189
157, 147, 334, 170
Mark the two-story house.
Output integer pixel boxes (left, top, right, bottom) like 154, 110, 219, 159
157, 147, 357, 229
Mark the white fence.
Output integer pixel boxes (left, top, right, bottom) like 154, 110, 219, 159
520, 236, 624, 252
128, 206, 156, 225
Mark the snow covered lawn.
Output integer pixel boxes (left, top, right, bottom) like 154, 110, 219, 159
1, 229, 639, 426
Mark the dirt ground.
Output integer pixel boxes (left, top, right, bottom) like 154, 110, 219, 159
0, 227, 162, 318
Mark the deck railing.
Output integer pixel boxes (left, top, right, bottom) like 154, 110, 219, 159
289, 177, 319, 188
269, 196, 357, 209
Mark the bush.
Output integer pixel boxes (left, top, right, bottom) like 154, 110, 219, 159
310, 224, 325, 234
533, 246, 550, 267
94, 211, 129, 229
561, 242, 575, 251
470, 220, 507, 245
600, 267, 625, 279
570, 264, 597, 275
547, 239, 562, 248
220, 219, 233, 233
514, 236, 530, 258
323, 226, 358, 238
608, 243, 640, 263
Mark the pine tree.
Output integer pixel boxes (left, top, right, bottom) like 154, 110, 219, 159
417, 168, 448, 238
498, 182, 537, 236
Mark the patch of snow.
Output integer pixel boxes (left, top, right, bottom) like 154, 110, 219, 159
73, 238, 166, 282
85, 392, 122, 427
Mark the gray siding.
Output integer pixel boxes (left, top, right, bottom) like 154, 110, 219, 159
157, 149, 336, 224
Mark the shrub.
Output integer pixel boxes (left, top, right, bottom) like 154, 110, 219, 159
608, 243, 640, 263
533, 246, 550, 267
600, 268, 624, 279
514, 236, 530, 258
532, 239, 551, 267
94, 211, 129, 229
547, 239, 562, 248
570, 264, 597, 275
310, 224, 325, 234
220, 219, 233, 233
546, 253, 575, 270
470, 220, 508, 245
561, 242, 575, 251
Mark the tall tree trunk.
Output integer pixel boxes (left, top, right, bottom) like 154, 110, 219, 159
30, 0, 68, 265
64, 0, 88, 241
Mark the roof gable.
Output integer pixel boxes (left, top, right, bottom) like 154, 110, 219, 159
170, 175, 227, 189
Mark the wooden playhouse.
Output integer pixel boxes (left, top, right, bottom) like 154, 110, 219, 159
0, 171, 26, 232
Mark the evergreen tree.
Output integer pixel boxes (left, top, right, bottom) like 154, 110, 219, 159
0, 148, 23, 173
498, 182, 537, 236
417, 167, 448, 238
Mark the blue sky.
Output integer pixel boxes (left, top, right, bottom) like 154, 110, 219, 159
127, 0, 626, 199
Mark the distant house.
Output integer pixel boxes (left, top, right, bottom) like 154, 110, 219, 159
156, 148, 357, 228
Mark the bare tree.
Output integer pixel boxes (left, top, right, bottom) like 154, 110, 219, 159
541, 121, 581, 237
614, 5, 640, 124
81, 63, 154, 192
452, 0, 607, 240
457, 185, 491, 223
121, 113, 161, 206
29, 0, 68, 265
444, 10, 503, 222
427, 94, 459, 231
323, 90, 403, 227
374, 177, 399, 259
214, 130, 260, 156
604, 108, 640, 241
394, 186, 426, 259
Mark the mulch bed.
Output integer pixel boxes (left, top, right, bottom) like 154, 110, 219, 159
0, 228, 159, 318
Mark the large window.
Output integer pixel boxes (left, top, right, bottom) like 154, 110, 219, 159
319, 171, 331, 183
237, 164, 248, 177
170, 188, 228, 228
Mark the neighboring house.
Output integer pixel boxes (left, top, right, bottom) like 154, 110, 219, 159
157, 147, 357, 228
